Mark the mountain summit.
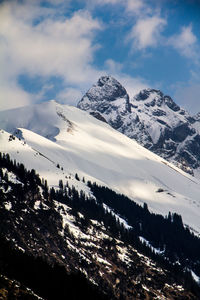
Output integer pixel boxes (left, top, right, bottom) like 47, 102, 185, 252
78, 76, 200, 175
78, 76, 131, 129
84, 76, 130, 104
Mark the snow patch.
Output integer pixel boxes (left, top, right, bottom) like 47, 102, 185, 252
139, 236, 165, 255
191, 270, 200, 284
103, 203, 132, 230
34, 200, 49, 211
4, 202, 12, 211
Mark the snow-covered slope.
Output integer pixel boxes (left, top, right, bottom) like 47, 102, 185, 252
0, 100, 200, 234
78, 76, 200, 175
0, 129, 90, 194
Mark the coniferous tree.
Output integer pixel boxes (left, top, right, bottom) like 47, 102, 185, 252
75, 173, 80, 181
59, 179, 63, 190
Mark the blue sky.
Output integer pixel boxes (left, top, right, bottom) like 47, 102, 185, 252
0, 0, 200, 114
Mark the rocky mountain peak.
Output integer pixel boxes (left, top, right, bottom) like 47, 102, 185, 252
133, 88, 181, 112
78, 75, 129, 106
78, 76, 200, 174
134, 89, 163, 102
95, 75, 128, 100
194, 112, 200, 121
78, 76, 131, 129
164, 95, 181, 112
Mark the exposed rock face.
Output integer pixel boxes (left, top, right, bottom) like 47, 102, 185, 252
89, 111, 107, 123
78, 76, 131, 130
78, 76, 200, 174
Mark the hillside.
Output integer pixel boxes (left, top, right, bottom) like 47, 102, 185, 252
1, 153, 200, 299
0, 101, 200, 235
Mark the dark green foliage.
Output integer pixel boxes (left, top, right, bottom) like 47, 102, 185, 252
52, 180, 200, 296
59, 179, 63, 190
0, 153, 114, 300
0, 236, 112, 300
51, 178, 200, 293
0, 152, 42, 192
88, 182, 200, 278
53, 184, 127, 241
75, 173, 80, 181
1, 152, 200, 298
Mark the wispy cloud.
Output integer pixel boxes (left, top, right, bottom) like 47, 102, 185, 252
0, 1, 102, 110
128, 15, 166, 50
125, 0, 151, 16
167, 25, 198, 59
57, 87, 83, 105
86, 0, 149, 16
0, 81, 32, 111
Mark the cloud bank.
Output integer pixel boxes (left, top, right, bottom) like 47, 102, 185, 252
0, 1, 102, 110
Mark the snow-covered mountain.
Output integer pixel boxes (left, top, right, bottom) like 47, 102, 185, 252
1, 100, 200, 235
78, 76, 200, 175
1, 99, 200, 298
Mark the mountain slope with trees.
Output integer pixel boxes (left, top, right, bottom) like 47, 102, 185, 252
1, 153, 200, 299
1, 102, 200, 236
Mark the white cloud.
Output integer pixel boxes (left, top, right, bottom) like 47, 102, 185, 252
0, 1, 102, 110
0, 4, 102, 80
128, 15, 166, 49
86, 0, 148, 15
57, 87, 83, 105
86, 0, 121, 5
126, 0, 143, 12
125, 0, 150, 15
94, 0, 144, 9
97, 0, 119, 3
0, 81, 32, 111
105, 59, 123, 74
168, 25, 197, 58
46, 0, 69, 4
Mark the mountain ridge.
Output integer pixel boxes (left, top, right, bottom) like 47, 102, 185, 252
78, 76, 200, 175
